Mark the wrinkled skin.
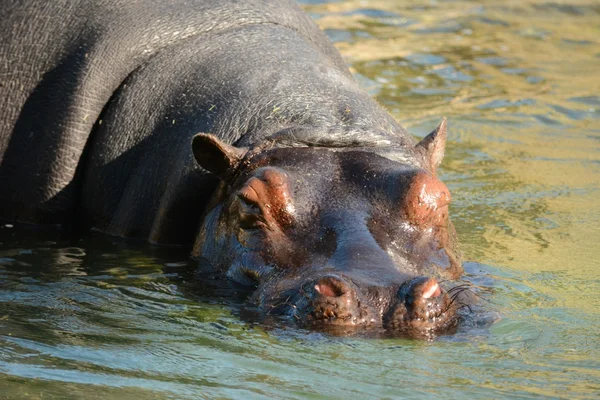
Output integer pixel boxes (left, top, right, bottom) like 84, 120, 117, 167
191, 121, 466, 338
0, 0, 470, 338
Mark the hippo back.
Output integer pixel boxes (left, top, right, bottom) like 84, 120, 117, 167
0, 0, 410, 244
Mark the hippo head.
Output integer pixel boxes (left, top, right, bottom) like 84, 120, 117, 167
191, 120, 464, 338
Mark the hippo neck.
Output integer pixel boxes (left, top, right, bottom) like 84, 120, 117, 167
184, 23, 417, 159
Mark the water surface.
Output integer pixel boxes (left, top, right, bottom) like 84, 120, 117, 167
1, 0, 599, 398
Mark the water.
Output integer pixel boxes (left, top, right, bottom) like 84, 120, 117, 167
1, 0, 599, 398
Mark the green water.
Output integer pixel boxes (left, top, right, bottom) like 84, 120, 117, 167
1, 0, 599, 398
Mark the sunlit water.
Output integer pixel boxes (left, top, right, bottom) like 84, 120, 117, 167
1, 0, 599, 398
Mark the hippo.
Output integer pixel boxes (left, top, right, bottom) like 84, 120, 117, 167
0, 0, 468, 337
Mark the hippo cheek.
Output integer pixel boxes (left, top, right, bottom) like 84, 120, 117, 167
399, 171, 462, 277
227, 251, 275, 286
383, 277, 459, 338
235, 227, 266, 250
408, 224, 462, 278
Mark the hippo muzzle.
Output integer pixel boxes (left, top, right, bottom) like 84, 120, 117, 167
258, 272, 459, 337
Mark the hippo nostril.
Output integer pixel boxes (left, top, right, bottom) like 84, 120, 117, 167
314, 283, 338, 297
421, 278, 441, 299
399, 276, 444, 305
313, 276, 348, 298
385, 276, 458, 336
301, 275, 369, 326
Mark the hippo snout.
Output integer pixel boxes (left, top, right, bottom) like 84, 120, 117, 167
258, 272, 462, 337
266, 272, 461, 337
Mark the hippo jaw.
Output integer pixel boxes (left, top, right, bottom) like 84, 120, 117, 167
190, 122, 464, 338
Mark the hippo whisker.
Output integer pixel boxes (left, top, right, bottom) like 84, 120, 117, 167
446, 284, 474, 296
444, 287, 474, 314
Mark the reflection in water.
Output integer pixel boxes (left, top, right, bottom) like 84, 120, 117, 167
1, 0, 599, 398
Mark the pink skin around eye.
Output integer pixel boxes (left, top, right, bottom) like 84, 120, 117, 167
403, 172, 451, 227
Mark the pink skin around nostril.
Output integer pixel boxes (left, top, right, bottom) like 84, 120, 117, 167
421, 279, 441, 299
314, 283, 338, 297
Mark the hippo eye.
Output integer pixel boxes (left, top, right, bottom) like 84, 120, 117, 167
237, 193, 267, 229
238, 192, 259, 208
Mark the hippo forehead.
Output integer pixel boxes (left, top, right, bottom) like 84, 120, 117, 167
237, 147, 429, 216
246, 146, 420, 175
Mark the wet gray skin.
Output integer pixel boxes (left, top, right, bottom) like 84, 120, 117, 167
191, 122, 468, 338
0, 0, 470, 339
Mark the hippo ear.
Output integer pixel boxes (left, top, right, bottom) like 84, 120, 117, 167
415, 118, 447, 175
192, 133, 247, 180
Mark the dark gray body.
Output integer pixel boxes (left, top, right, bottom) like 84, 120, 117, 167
1, 0, 469, 337
0, 0, 407, 243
